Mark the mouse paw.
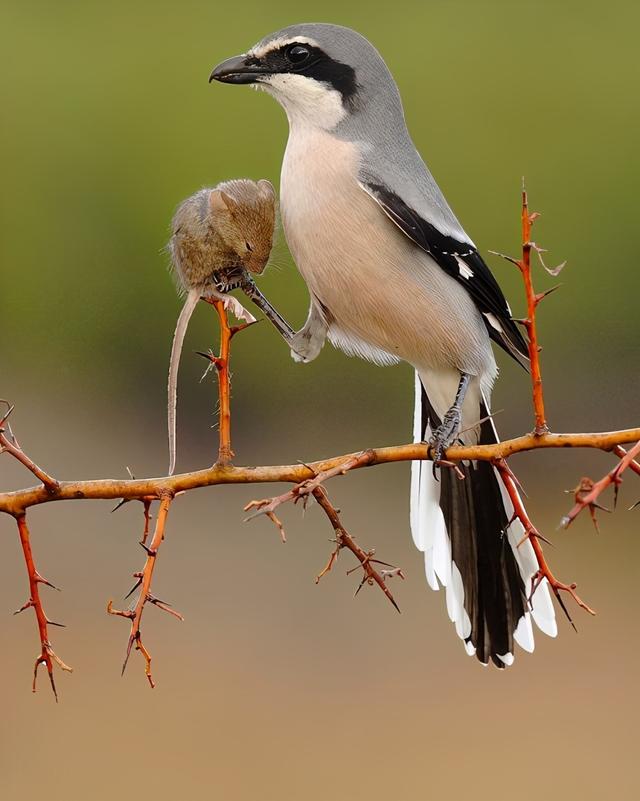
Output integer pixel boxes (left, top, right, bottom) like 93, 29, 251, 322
222, 295, 256, 325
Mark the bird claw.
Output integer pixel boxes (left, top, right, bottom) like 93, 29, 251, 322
429, 407, 462, 475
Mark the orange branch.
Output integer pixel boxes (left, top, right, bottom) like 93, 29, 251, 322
0, 403, 59, 494
198, 300, 257, 466
2, 428, 640, 517
561, 440, 640, 530
491, 184, 561, 435
107, 491, 180, 688
14, 513, 72, 700
212, 300, 233, 464
519, 189, 548, 435
613, 444, 640, 478
312, 487, 404, 611
493, 458, 595, 628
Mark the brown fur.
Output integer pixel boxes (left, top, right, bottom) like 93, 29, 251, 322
169, 179, 276, 290
167, 179, 277, 475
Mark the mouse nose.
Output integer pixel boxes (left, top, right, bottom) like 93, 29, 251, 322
247, 254, 268, 275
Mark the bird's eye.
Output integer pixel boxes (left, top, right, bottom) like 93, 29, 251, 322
286, 44, 311, 64
245, 242, 253, 252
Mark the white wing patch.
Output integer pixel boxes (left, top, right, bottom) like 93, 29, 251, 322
483, 312, 504, 333
455, 255, 474, 280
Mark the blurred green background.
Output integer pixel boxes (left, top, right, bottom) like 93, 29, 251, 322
1, 2, 639, 800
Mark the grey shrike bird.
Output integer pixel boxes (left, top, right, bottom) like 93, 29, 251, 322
210, 23, 557, 667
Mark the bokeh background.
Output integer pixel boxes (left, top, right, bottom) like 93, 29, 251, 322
1, 1, 639, 799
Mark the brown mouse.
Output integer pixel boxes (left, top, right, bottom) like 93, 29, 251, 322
167, 178, 277, 475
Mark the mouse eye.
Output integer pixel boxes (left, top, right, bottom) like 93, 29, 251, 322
245, 242, 253, 252
286, 44, 311, 65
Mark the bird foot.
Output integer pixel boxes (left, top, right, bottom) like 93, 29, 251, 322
429, 407, 462, 473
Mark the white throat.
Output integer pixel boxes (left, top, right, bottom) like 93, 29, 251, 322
256, 74, 347, 131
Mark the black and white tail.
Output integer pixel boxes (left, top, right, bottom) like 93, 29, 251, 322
410, 371, 557, 667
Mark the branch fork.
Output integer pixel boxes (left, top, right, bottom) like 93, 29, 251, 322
107, 492, 182, 688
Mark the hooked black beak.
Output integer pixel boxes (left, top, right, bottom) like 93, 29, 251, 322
209, 54, 267, 85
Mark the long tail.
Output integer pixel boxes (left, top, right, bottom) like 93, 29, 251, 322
167, 289, 200, 476
410, 371, 557, 667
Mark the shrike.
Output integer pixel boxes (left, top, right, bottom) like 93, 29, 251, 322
211, 23, 557, 666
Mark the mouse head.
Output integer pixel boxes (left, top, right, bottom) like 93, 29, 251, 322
209, 179, 276, 274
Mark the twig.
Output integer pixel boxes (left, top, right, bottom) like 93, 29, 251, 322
0, 402, 59, 494
199, 299, 258, 466
14, 512, 72, 700
490, 182, 564, 436
561, 440, 640, 530
243, 451, 375, 523
311, 487, 404, 612
107, 492, 181, 688
493, 458, 595, 630
613, 444, 640, 478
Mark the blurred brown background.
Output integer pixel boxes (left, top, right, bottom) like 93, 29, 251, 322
1, 1, 639, 800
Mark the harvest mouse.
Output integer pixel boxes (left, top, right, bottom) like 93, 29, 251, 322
167, 178, 280, 475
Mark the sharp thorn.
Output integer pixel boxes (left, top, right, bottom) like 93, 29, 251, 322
111, 498, 129, 513
36, 574, 61, 591
554, 590, 578, 632
124, 579, 142, 599
388, 595, 401, 614
13, 600, 33, 615
121, 636, 135, 676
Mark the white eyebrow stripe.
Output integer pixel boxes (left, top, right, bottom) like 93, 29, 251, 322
250, 36, 321, 59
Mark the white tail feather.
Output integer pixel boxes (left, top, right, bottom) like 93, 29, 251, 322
409, 372, 558, 665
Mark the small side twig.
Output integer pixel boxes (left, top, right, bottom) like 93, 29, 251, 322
199, 300, 258, 467
612, 444, 640, 478
14, 512, 72, 700
493, 458, 595, 630
243, 451, 375, 524
561, 440, 640, 530
0, 402, 59, 494
107, 492, 181, 688
311, 487, 404, 612
490, 182, 565, 436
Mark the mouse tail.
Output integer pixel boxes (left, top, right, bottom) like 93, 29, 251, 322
168, 288, 200, 475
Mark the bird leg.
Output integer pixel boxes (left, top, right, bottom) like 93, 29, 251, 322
430, 372, 472, 471
288, 300, 328, 364
210, 270, 296, 341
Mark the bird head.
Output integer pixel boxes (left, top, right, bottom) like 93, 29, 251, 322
209, 23, 401, 131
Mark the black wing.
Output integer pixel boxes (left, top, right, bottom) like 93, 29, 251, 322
362, 181, 529, 367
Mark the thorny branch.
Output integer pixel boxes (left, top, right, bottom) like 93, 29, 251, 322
14, 513, 72, 700
2, 186, 638, 697
493, 459, 595, 630
107, 492, 181, 688
490, 182, 565, 436
198, 300, 257, 465
0, 401, 59, 493
311, 487, 404, 612
560, 440, 640, 532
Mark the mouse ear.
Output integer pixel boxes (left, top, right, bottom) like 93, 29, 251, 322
257, 179, 276, 200
209, 189, 236, 213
